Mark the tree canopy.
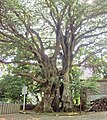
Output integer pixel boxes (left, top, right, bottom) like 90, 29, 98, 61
0, 0, 107, 112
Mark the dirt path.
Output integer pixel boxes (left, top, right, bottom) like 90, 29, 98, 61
0, 112, 107, 120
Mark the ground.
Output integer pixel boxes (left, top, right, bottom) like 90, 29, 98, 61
0, 112, 107, 120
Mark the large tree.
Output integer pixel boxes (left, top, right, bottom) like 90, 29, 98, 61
0, 0, 107, 111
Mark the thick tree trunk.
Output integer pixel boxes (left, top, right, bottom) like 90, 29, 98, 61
80, 88, 87, 111
43, 83, 53, 112
62, 68, 72, 111
43, 76, 59, 112
43, 92, 53, 112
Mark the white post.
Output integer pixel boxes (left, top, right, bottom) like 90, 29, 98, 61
23, 94, 26, 111
22, 86, 27, 111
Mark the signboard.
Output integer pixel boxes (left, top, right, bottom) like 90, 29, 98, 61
22, 86, 27, 95
22, 86, 27, 111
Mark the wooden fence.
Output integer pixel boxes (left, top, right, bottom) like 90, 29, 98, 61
0, 103, 20, 115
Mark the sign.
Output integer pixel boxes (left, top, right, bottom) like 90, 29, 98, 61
22, 86, 27, 95
22, 86, 27, 111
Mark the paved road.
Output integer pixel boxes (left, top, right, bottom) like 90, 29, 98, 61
0, 112, 107, 120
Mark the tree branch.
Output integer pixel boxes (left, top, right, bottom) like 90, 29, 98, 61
17, 72, 46, 83
83, 31, 107, 39
41, 13, 55, 29
30, 29, 44, 53
77, 47, 106, 66
76, 23, 107, 41
74, 41, 95, 57
0, 59, 43, 66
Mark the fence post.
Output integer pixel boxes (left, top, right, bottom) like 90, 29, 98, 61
0, 103, 2, 115
0, 103, 20, 114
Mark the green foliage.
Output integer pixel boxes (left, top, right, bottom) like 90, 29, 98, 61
0, 0, 107, 77
0, 75, 26, 103
0, 74, 43, 103
81, 74, 100, 92
70, 66, 82, 102
0, 63, 44, 103
86, 53, 107, 79
69, 66, 99, 104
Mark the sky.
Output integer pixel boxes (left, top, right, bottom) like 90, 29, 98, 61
87, 0, 94, 4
